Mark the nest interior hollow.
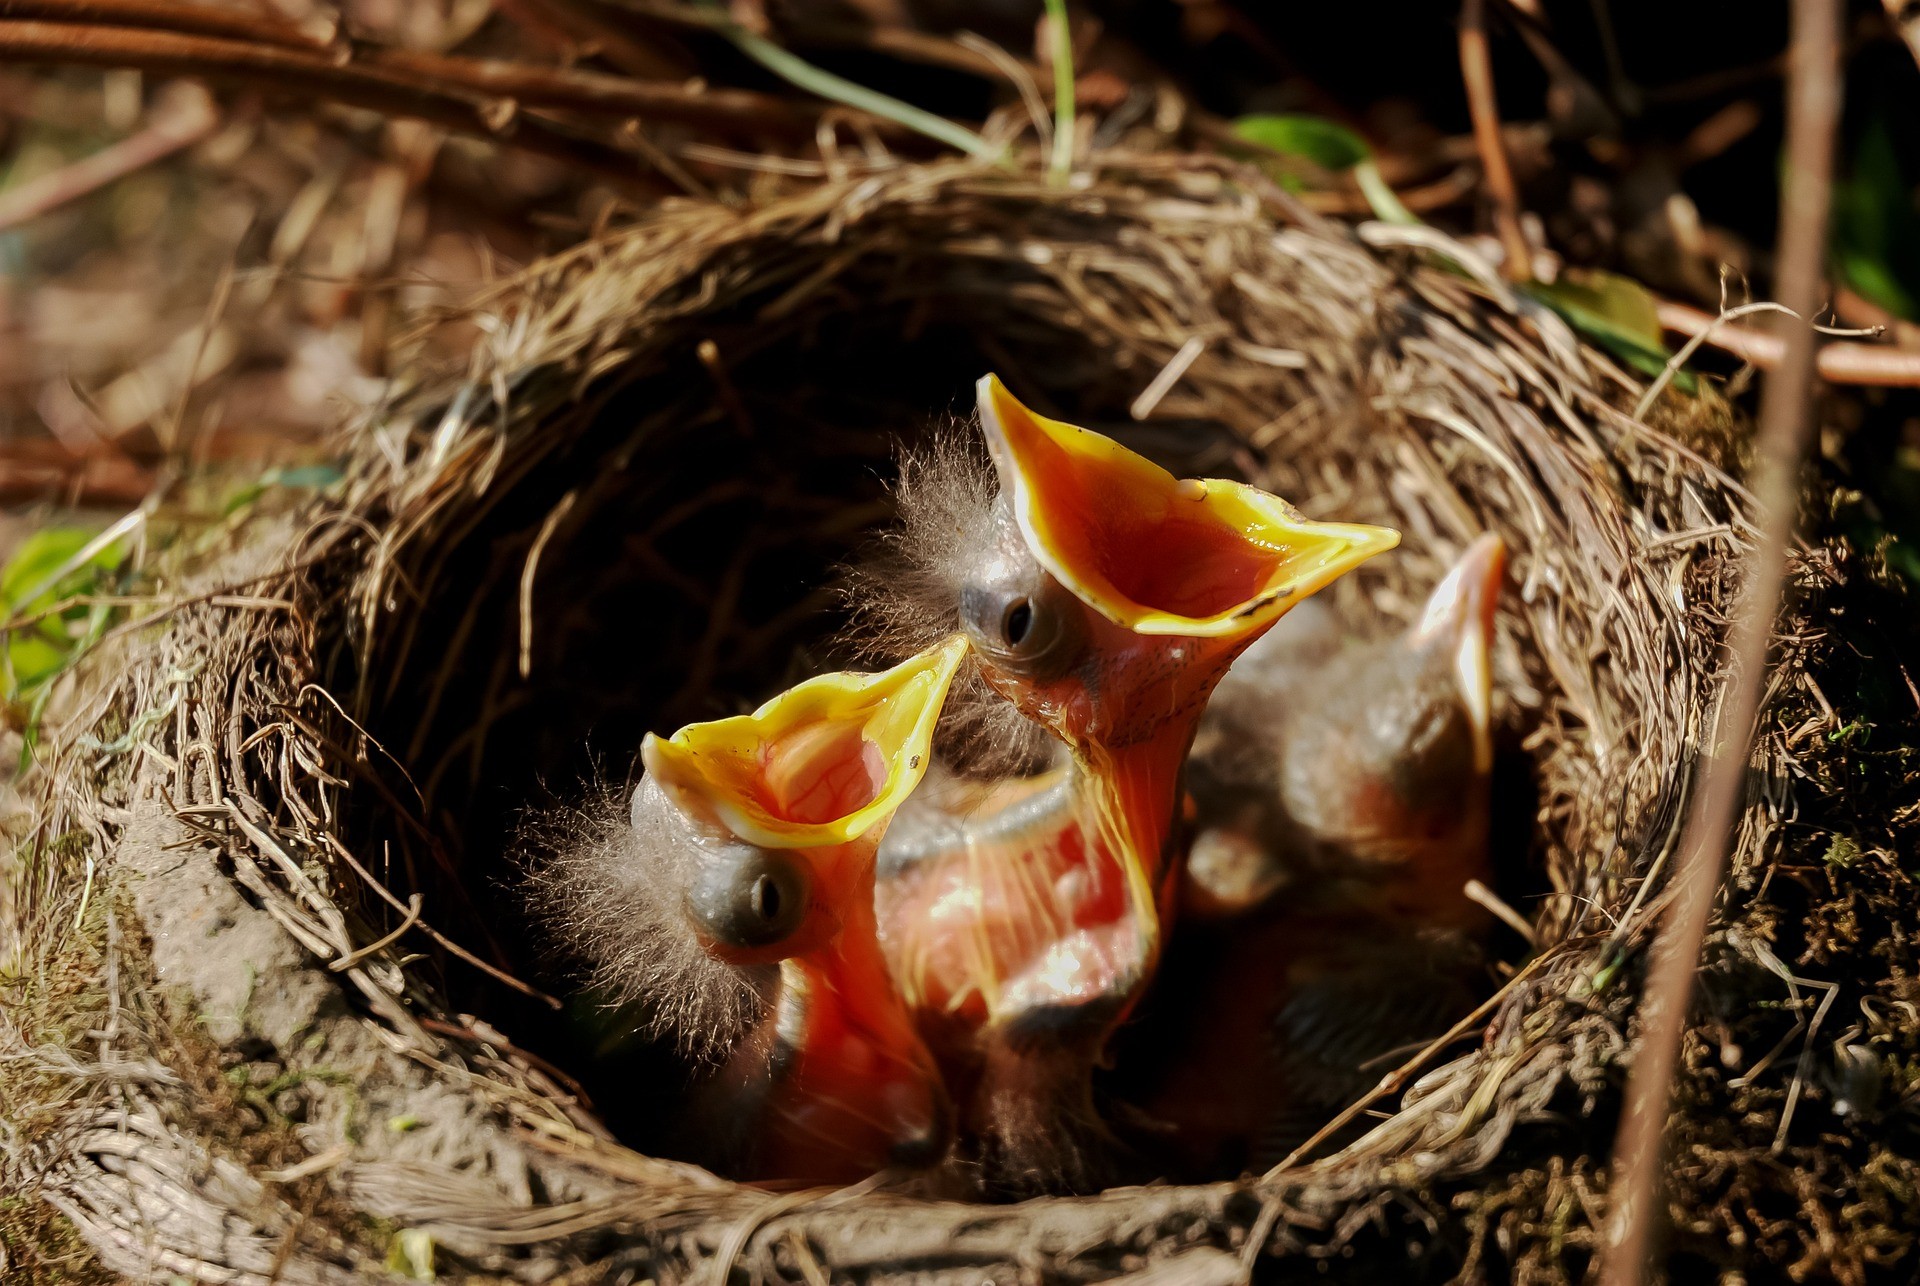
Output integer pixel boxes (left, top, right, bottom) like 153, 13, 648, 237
38, 153, 1918, 1285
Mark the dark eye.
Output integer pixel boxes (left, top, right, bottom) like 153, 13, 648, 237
1003, 598, 1034, 648
686, 848, 810, 951
961, 580, 1082, 680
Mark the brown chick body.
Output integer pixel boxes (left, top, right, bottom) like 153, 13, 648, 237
1118, 535, 1507, 1178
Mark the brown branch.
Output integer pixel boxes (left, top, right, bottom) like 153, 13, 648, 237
0, 20, 653, 183
0, 440, 154, 506
0, 0, 332, 50
1599, 1, 1842, 1283
497, 0, 690, 81
1656, 299, 1920, 388
366, 47, 824, 135
1459, 0, 1533, 280
0, 79, 215, 231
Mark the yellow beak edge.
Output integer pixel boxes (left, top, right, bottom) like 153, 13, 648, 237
978, 373, 1400, 638
641, 635, 968, 850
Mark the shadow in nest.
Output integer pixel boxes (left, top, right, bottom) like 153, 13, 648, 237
32, 152, 1919, 1284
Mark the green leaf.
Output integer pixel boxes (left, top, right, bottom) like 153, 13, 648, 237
1, 526, 110, 609
1232, 114, 1371, 172
1528, 269, 1696, 390
1230, 115, 1418, 225
6, 632, 70, 690
1833, 115, 1920, 321
1, 524, 128, 701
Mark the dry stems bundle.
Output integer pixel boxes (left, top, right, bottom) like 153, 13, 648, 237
4, 145, 1916, 1284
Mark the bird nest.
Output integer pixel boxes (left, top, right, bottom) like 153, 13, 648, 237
11, 149, 1920, 1284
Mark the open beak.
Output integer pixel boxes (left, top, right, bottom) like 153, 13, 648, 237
641, 638, 968, 1182
970, 376, 1399, 1017
1410, 532, 1506, 773
978, 374, 1399, 643
641, 635, 967, 852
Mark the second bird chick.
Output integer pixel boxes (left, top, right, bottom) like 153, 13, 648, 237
1117, 534, 1509, 1178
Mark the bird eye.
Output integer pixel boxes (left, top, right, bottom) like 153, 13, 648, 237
686, 847, 811, 952
1002, 598, 1034, 648
961, 580, 1082, 681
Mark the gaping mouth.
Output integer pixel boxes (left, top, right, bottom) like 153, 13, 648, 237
977, 374, 1399, 637
642, 636, 968, 849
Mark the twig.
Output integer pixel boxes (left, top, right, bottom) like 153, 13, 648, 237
1459, 0, 1533, 280
518, 490, 577, 679
0, 80, 215, 232
1266, 951, 1549, 1174
0, 20, 651, 182
1464, 877, 1537, 944
1636, 301, 1879, 417
1655, 299, 1920, 389
0, 442, 154, 506
366, 47, 825, 135
1130, 337, 1205, 420
496, 0, 688, 80
0, 0, 333, 49
318, 829, 562, 1008
327, 894, 423, 971
1598, 2, 1841, 1282
956, 31, 1050, 150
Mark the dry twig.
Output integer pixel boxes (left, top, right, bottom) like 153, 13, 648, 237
1657, 298, 1920, 388
1599, 1, 1842, 1280
0, 20, 655, 181
1459, 0, 1533, 280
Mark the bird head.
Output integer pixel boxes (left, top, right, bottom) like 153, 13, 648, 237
960, 374, 1402, 762
862, 381, 1397, 1107
1278, 533, 1507, 875
637, 636, 968, 1181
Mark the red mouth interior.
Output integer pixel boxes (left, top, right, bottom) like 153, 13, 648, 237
752, 721, 889, 825
1095, 513, 1281, 619
1036, 456, 1283, 620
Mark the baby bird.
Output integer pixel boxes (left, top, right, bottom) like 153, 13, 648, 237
534, 637, 967, 1186
1119, 534, 1508, 1178
858, 377, 1398, 1193
1183, 531, 1507, 925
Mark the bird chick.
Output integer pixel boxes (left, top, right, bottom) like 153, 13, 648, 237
859, 377, 1399, 1193
533, 637, 967, 1186
1119, 534, 1508, 1178
1183, 531, 1508, 926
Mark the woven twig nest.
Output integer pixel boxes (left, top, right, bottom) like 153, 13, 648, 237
12, 149, 1919, 1284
